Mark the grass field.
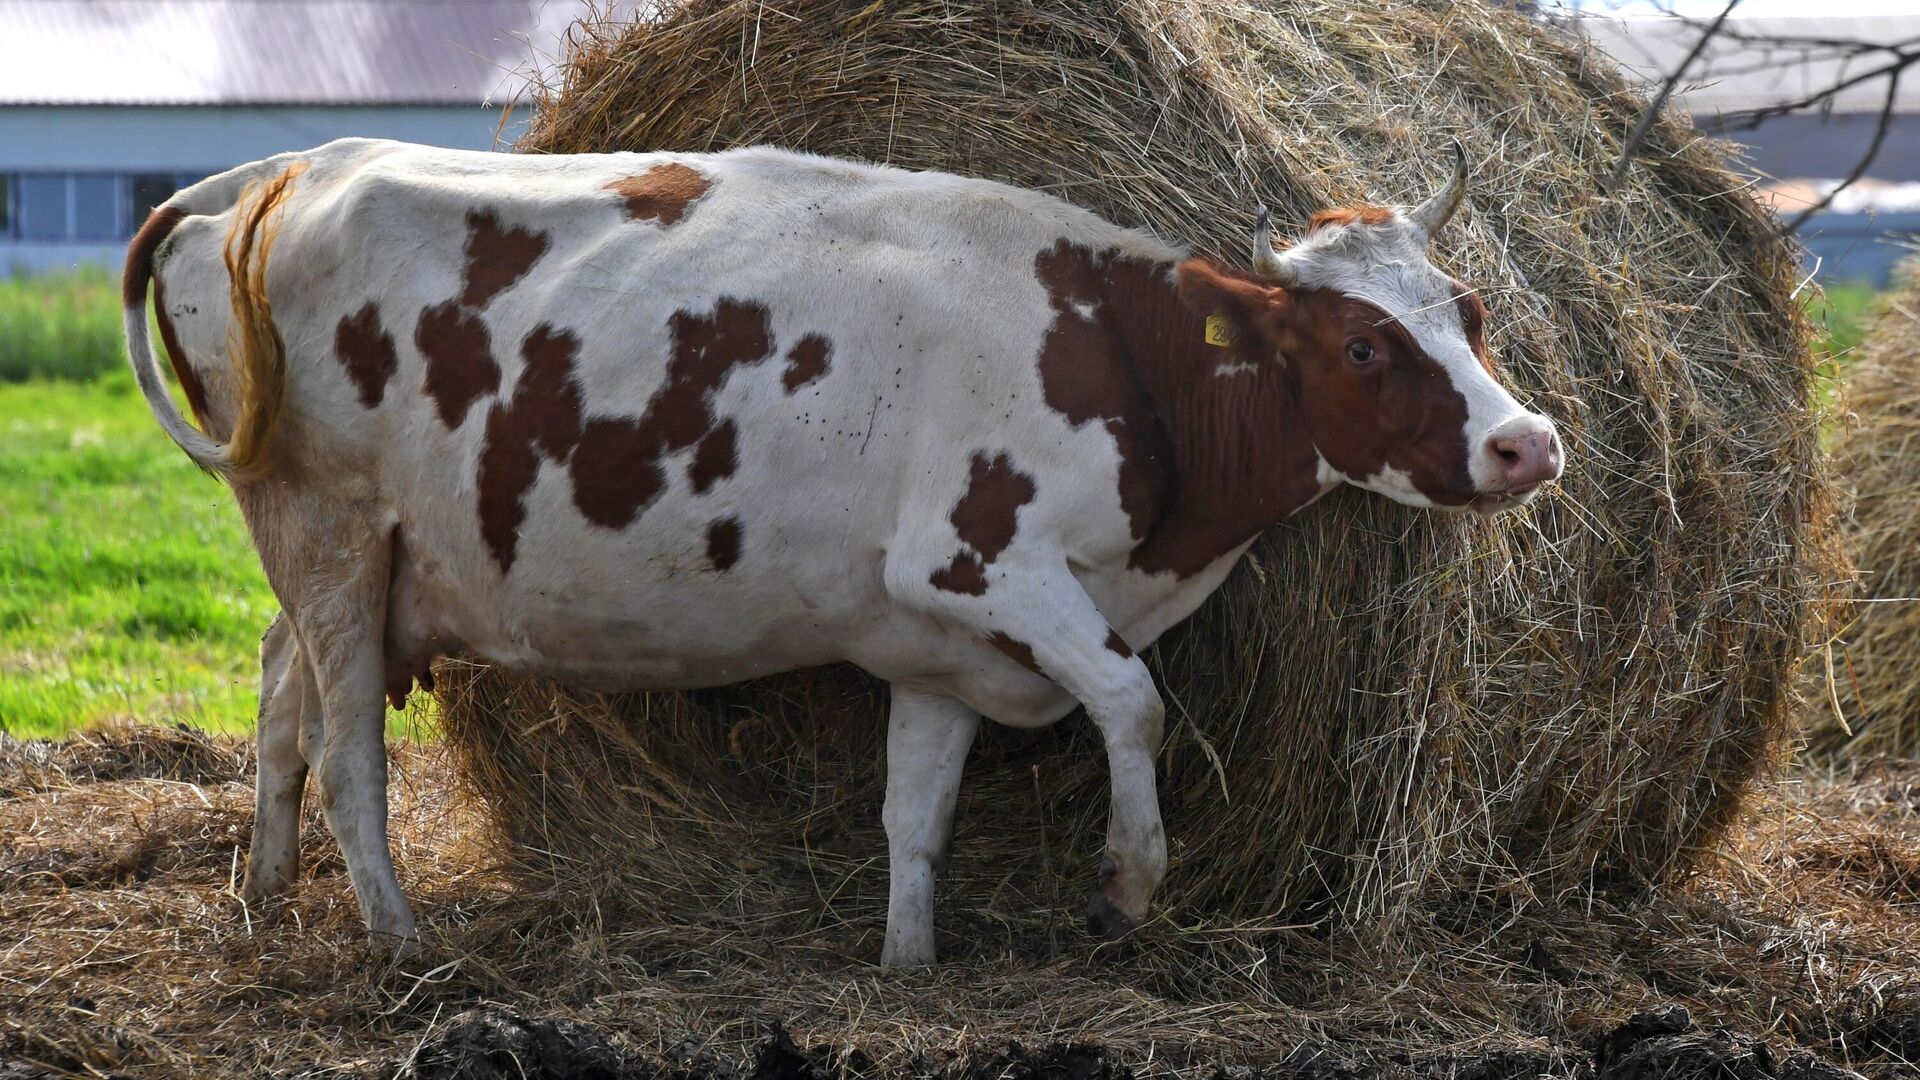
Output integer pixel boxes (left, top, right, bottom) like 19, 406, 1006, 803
0, 268, 125, 382
0, 374, 277, 736
0, 272, 1887, 737
1809, 280, 1880, 364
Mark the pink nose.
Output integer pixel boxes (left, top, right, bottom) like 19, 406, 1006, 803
1488, 428, 1561, 489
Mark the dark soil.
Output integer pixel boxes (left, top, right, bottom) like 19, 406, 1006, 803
404, 1008, 640, 1080
360, 1006, 1863, 1080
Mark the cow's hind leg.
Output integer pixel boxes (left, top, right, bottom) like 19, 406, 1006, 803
285, 539, 418, 946
241, 612, 314, 910
881, 689, 980, 967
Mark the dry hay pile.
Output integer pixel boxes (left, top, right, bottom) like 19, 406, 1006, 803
434, 0, 1838, 950
7, 729, 1920, 1077
1816, 264, 1920, 756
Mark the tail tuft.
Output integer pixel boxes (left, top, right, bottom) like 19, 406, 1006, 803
123, 159, 307, 483
219, 161, 306, 482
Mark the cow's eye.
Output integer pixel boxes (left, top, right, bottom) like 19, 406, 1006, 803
1346, 339, 1375, 364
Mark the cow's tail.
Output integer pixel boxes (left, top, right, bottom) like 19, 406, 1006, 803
123, 159, 306, 483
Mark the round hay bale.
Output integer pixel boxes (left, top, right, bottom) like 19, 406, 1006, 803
1818, 264, 1919, 756
435, 0, 1838, 945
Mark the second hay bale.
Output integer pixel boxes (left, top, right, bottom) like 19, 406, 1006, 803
436, 0, 1836, 945
1819, 265, 1920, 756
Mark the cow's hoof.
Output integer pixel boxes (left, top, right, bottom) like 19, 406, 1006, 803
368, 919, 423, 961
236, 892, 288, 929
1085, 892, 1135, 940
369, 932, 424, 965
880, 946, 935, 968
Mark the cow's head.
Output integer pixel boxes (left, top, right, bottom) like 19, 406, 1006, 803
1178, 144, 1562, 515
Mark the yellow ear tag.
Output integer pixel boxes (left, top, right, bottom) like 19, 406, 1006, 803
1204, 312, 1235, 348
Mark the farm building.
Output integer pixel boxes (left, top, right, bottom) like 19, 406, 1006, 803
1582, 13, 1920, 285
0, 0, 575, 275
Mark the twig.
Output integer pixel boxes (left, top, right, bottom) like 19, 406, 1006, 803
1771, 70, 1902, 239
1711, 49, 1918, 132
1607, 0, 1742, 192
1031, 764, 1058, 954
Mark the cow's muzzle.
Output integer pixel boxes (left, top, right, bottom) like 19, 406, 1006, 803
1471, 416, 1562, 514
1489, 427, 1561, 489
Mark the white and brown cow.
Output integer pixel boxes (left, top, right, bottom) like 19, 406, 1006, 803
123, 138, 1560, 966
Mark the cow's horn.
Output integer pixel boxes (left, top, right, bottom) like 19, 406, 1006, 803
1408, 139, 1468, 242
1251, 206, 1297, 285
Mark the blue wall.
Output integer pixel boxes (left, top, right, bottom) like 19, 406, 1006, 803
1800, 212, 1920, 289
1, 104, 522, 274
0, 104, 519, 169
7, 105, 1912, 290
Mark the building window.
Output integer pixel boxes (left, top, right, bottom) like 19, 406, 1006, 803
129, 174, 179, 224
18, 175, 67, 241
74, 175, 119, 240
0, 171, 212, 243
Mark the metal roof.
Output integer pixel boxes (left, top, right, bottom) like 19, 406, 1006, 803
1578, 14, 1920, 117
0, 0, 587, 106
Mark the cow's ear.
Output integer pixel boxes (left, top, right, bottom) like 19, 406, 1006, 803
1176, 259, 1286, 341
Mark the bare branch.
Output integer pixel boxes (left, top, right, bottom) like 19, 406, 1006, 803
1709, 48, 1918, 132
1590, 6, 1917, 238
1769, 69, 1902, 240
1606, 0, 1742, 192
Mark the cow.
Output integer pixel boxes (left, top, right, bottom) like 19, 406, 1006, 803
122, 138, 1561, 967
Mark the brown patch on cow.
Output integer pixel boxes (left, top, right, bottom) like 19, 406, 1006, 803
706, 517, 742, 570
1034, 243, 1172, 543
1276, 287, 1474, 505
929, 551, 988, 596
1307, 205, 1396, 232
949, 452, 1036, 562
334, 302, 398, 407
605, 163, 710, 226
986, 632, 1043, 674
1452, 282, 1496, 377
417, 301, 501, 428
124, 206, 212, 427
417, 211, 548, 430
689, 419, 738, 494
476, 324, 584, 571
124, 205, 187, 307
572, 420, 667, 529
478, 404, 542, 572
569, 298, 774, 529
1103, 629, 1133, 658
1036, 242, 1325, 578
460, 210, 549, 309
782, 334, 832, 393
514, 325, 587, 455
928, 451, 1036, 595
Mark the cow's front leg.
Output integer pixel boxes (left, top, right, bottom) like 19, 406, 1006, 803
888, 552, 1167, 941
880, 689, 980, 967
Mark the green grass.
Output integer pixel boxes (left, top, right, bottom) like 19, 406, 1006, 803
0, 374, 278, 737
1807, 281, 1882, 425
0, 269, 128, 382
1809, 281, 1880, 364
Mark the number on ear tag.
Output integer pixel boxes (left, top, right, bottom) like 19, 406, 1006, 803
1204, 312, 1235, 348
